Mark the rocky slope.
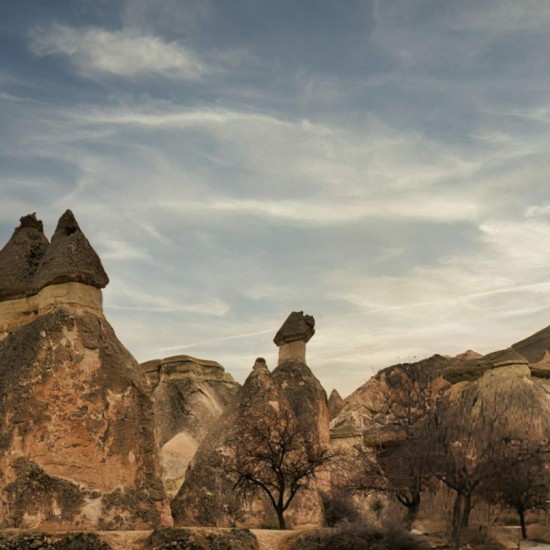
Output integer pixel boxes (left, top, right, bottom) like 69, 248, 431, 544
0, 212, 170, 530
330, 320, 550, 448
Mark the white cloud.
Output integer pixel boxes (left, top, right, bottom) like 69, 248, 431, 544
28, 24, 204, 79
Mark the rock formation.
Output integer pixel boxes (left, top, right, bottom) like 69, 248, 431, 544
0, 213, 49, 302
173, 312, 331, 528
0, 211, 107, 340
171, 358, 289, 527
330, 354, 451, 447
0, 212, 170, 530
328, 389, 345, 420
274, 311, 315, 364
139, 355, 240, 498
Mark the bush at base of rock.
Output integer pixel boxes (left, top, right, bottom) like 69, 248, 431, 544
147, 528, 259, 550
289, 524, 430, 550
321, 493, 361, 527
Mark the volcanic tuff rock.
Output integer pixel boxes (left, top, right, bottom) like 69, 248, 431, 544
0, 212, 170, 529
330, 354, 451, 446
139, 355, 240, 498
331, 320, 550, 448
328, 389, 345, 420
274, 311, 315, 365
173, 312, 330, 528
32, 210, 108, 293
274, 311, 315, 346
0, 211, 108, 303
172, 357, 327, 528
0, 214, 49, 301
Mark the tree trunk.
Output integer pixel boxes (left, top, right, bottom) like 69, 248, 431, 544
276, 506, 287, 530
461, 493, 472, 527
406, 499, 420, 531
451, 492, 464, 550
518, 506, 527, 540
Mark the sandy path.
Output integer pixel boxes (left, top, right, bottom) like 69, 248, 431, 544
250, 529, 302, 550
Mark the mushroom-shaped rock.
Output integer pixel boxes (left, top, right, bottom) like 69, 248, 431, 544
0, 214, 49, 301
33, 210, 109, 291
274, 311, 315, 345
274, 311, 315, 365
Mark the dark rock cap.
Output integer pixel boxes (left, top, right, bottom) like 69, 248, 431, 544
32, 209, 109, 292
0, 213, 49, 301
0, 210, 109, 302
273, 311, 315, 346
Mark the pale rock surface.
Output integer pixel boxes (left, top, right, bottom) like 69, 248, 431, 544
140, 355, 240, 498
0, 282, 103, 340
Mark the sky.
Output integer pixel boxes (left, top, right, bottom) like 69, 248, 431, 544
2, 1, 550, 396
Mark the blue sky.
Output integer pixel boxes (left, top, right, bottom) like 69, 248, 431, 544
2, 1, 550, 396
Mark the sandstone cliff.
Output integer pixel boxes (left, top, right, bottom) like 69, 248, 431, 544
139, 355, 240, 498
0, 212, 170, 530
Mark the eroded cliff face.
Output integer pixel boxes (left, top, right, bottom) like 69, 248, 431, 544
140, 355, 240, 498
0, 212, 170, 530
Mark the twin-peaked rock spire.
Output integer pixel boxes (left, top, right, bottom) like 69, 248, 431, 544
0, 210, 108, 302
0, 211, 170, 530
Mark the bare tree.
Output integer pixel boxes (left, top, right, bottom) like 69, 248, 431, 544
482, 450, 549, 539
428, 379, 549, 550
362, 360, 445, 529
228, 406, 335, 529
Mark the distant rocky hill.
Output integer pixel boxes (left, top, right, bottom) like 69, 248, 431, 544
330, 320, 550, 448
0, 212, 170, 530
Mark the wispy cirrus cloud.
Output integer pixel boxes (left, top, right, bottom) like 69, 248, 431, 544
28, 24, 205, 79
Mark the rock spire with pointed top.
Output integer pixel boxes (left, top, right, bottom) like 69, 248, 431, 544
0, 213, 49, 301
32, 209, 109, 292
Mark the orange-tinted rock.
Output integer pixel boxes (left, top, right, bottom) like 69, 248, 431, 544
0, 305, 170, 529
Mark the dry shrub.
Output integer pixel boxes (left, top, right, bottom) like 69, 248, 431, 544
321, 492, 361, 527
290, 523, 429, 550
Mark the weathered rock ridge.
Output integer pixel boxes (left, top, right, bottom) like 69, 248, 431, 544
330, 319, 550, 448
